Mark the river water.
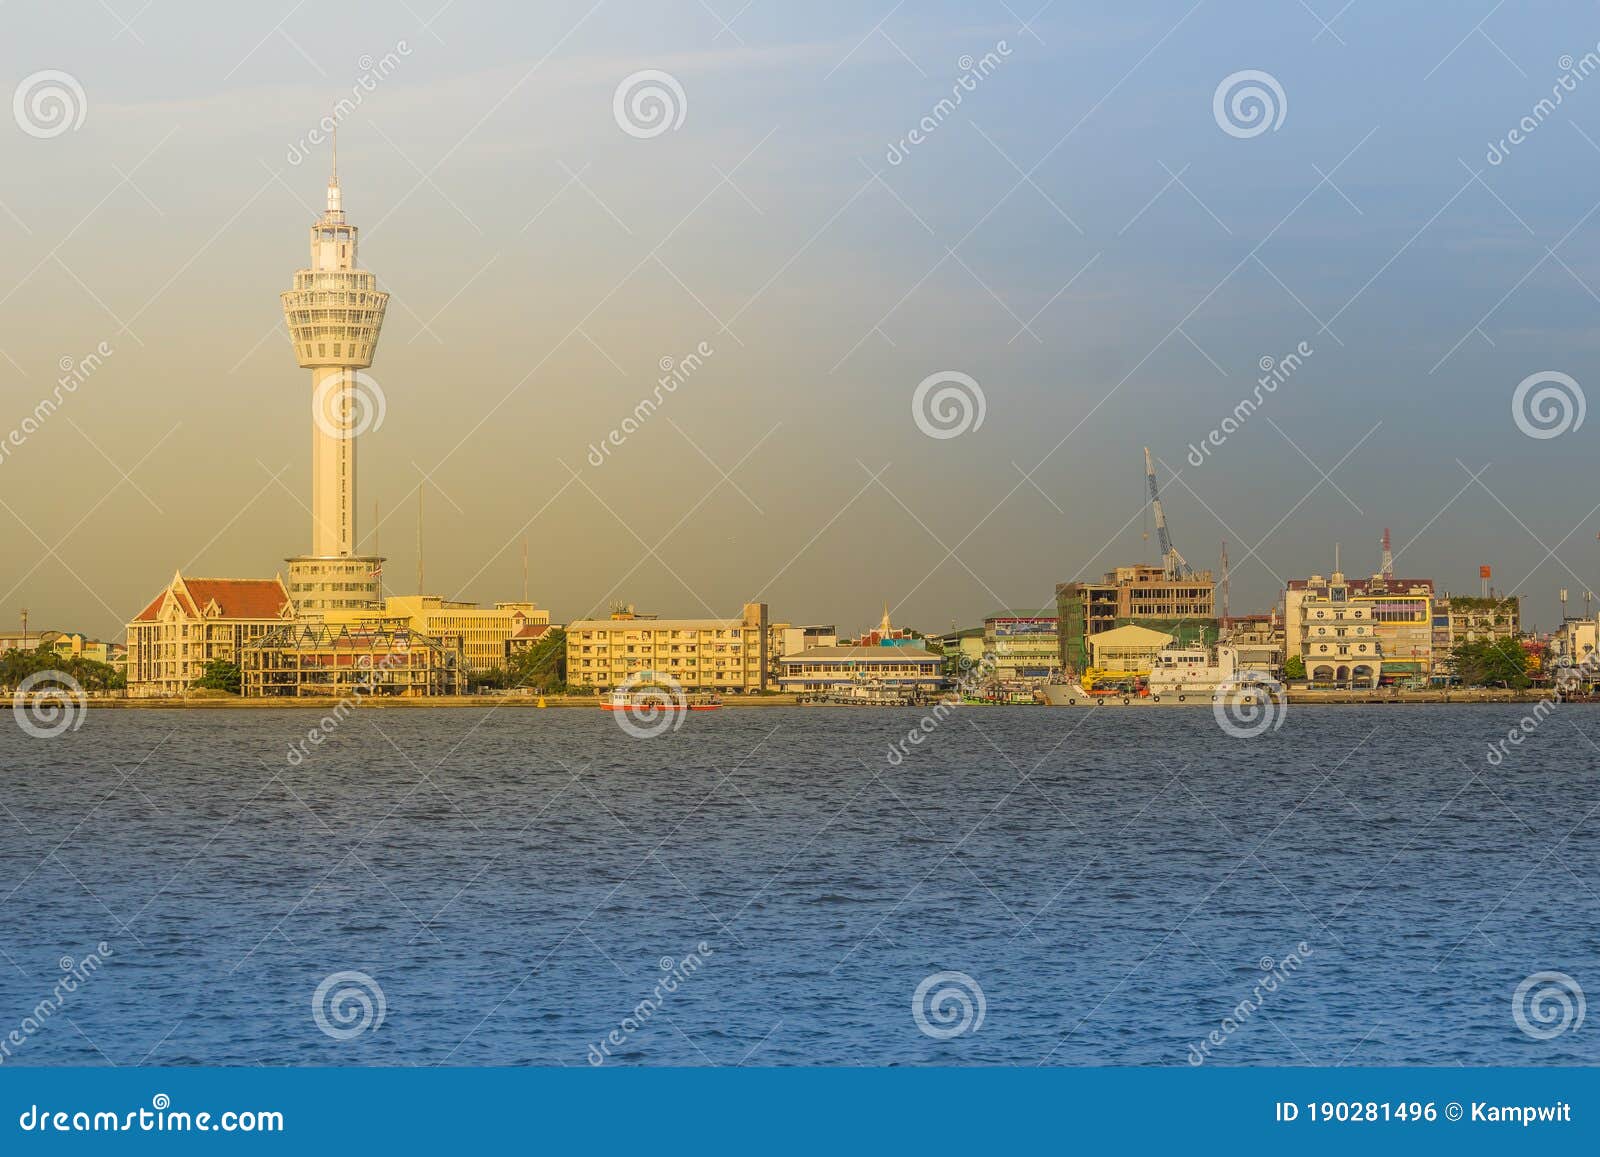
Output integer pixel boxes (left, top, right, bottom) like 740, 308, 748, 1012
0, 704, 1595, 1066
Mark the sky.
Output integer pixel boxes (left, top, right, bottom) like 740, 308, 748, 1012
4, 0, 1600, 640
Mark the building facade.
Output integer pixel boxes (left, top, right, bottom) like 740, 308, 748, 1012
566, 603, 770, 692
1286, 573, 1433, 683
125, 572, 295, 696
777, 642, 944, 693
1296, 596, 1381, 687
367, 596, 549, 673
983, 615, 1059, 681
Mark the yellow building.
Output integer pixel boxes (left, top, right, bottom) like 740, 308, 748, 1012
1087, 623, 1174, 674
125, 571, 296, 696
566, 603, 769, 692
324, 595, 551, 673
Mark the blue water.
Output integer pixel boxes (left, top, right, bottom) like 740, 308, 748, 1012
1, 705, 1596, 1066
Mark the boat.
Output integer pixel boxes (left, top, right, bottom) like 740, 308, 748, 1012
601, 687, 721, 711
1041, 646, 1280, 707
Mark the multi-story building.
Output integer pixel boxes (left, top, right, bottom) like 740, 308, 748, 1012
565, 603, 770, 692
125, 571, 295, 696
240, 622, 464, 698
1223, 614, 1283, 675
1056, 565, 1216, 674
365, 596, 549, 673
1295, 595, 1381, 687
983, 614, 1059, 681
1285, 573, 1434, 682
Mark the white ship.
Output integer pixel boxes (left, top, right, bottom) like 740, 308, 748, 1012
1042, 645, 1277, 707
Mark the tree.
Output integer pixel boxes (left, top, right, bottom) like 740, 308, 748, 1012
508, 628, 567, 693
191, 658, 241, 694
0, 645, 124, 693
1450, 638, 1530, 689
1282, 654, 1305, 680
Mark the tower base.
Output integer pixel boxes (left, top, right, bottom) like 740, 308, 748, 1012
286, 555, 384, 618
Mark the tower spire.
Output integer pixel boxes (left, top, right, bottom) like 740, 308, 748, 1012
326, 122, 343, 215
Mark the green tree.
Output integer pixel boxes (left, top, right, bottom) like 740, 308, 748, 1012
1282, 654, 1305, 680
1451, 638, 1530, 689
191, 658, 241, 694
508, 627, 567, 693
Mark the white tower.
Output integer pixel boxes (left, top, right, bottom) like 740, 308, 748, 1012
281, 140, 389, 616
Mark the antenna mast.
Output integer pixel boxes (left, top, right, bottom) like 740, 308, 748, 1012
1381, 527, 1393, 579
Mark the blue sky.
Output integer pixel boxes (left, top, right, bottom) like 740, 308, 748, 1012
4, 0, 1600, 637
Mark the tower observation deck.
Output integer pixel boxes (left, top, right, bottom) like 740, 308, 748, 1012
282, 147, 389, 616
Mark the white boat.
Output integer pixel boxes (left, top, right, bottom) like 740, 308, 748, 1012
1041, 646, 1277, 707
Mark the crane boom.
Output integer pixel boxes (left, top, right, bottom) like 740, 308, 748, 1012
1143, 447, 1191, 578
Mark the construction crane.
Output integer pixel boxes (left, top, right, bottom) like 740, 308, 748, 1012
1143, 446, 1192, 579
1219, 540, 1231, 630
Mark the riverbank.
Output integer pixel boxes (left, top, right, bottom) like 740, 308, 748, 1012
66, 688, 1563, 708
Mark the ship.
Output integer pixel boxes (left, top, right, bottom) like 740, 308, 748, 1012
1041, 645, 1277, 707
601, 687, 721, 711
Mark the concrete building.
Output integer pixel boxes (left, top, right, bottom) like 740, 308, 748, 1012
566, 603, 770, 692
1223, 614, 1283, 675
1286, 573, 1433, 683
777, 641, 944, 693
1056, 565, 1216, 674
1296, 595, 1381, 687
366, 596, 549, 673
983, 614, 1059, 681
282, 149, 388, 616
125, 572, 295, 695
240, 622, 463, 698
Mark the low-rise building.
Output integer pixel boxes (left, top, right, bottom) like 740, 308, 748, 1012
777, 640, 944, 693
1086, 623, 1174, 674
125, 572, 296, 696
566, 602, 770, 692
240, 622, 464, 697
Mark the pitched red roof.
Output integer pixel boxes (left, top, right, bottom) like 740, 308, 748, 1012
511, 624, 551, 640
133, 575, 290, 622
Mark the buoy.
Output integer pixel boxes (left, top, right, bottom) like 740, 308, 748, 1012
537, 697, 547, 708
